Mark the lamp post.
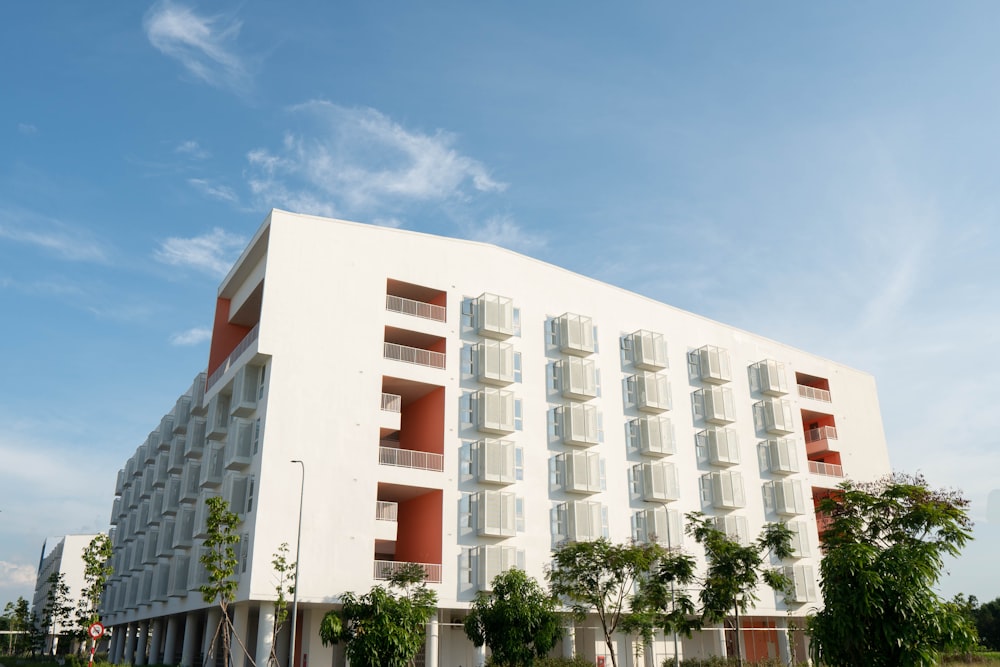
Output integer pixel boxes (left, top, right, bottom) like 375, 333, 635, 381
289, 460, 305, 667
648, 500, 680, 667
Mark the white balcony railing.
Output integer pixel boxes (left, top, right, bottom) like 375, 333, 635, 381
804, 426, 838, 443
808, 461, 844, 477
798, 385, 832, 402
380, 392, 402, 413
383, 342, 446, 369
206, 324, 260, 391
375, 501, 398, 521
373, 560, 442, 583
386, 295, 446, 322
378, 446, 444, 472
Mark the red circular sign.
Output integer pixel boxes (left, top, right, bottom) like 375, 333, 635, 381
88, 623, 105, 639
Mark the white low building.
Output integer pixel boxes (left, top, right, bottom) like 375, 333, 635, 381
33, 534, 103, 654
102, 209, 891, 666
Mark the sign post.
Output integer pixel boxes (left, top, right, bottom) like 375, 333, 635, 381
87, 622, 105, 667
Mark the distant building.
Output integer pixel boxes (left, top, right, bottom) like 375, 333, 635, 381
32, 534, 102, 654
102, 209, 892, 666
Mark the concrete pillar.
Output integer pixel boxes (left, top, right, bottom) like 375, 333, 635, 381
562, 623, 576, 658
149, 618, 165, 664
776, 618, 791, 666
203, 607, 223, 667
163, 616, 180, 666
135, 619, 150, 666
124, 623, 138, 666
474, 643, 486, 667
715, 625, 728, 660
231, 604, 250, 667
425, 616, 439, 667
255, 605, 276, 667
110, 624, 124, 663
181, 613, 199, 667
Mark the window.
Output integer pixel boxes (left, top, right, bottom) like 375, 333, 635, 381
557, 357, 599, 400
555, 313, 596, 355
473, 389, 517, 434
476, 293, 515, 338
475, 340, 516, 385
691, 345, 732, 384
557, 403, 602, 446
559, 451, 604, 494
628, 415, 675, 457
627, 372, 671, 412
459, 493, 473, 529
476, 490, 518, 537
475, 439, 516, 484
697, 427, 740, 466
704, 471, 746, 509
636, 461, 680, 502
763, 438, 799, 475
750, 359, 787, 396
757, 398, 795, 435
514, 446, 524, 481
634, 507, 683, 547
626, 330, 668, 370
766, 479, 805, 516
693, 386, 736, 424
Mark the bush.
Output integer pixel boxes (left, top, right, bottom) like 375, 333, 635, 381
675, 659, 798, 667
485, 657, 594, 667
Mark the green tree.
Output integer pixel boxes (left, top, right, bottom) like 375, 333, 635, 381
463, 568, 562, 666
199, 495, 245, 667
623, 548, 700, 667
807, 473, 976, 667
269, 542, 296, 667
3, 597, 33, 656
42, 572, 76, 653
685, 512, 793, 667
319, 563, 437, 667
77, 534, 113, 653
547, 539, 664, 667
972, 596, 1000, 650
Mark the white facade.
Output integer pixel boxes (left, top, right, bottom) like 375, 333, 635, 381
32, 534, 103, 654
102, 209, 891, 666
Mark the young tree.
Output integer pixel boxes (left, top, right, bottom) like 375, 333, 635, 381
463, 568, 562, 666
686, 512, 793, 667
77, 534, 113, 653
3, 597, 32, 656
547, 539, 664, 667
199, 496, 244, 667
318, 563, 437, 667
807, 473, 976, 667
42, 572, 77, 654
972, 596, 1000, 650
269, 542, 296, 667
624, 549, 700, 667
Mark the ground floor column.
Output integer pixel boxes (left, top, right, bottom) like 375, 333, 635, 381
562, 623, 576, 658
474, 643, 486, 667
163, 616, 180, 665
123, 622, 138, 666
425, 615, 439, 667
135, 619, 149, 666
203, 607, 222, 667
714, 624, 727, 659
231, 604, 250, 667
181, 613, 199, 667
110, 624, 124, 663
149, 618, 165, 664
255, 605, 275, 667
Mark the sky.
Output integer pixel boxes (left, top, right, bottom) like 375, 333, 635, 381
2, 1, 999, 607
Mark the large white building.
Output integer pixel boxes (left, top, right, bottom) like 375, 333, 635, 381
33, 533, 103, 654
102, 209, 891, 666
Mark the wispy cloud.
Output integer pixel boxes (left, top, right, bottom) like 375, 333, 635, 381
0, 209, 108, 262
144, 1, 250, 93
17, 123, 37, 136
188, 178, 239, 204
170, 326, 212, 346
154, 227, 246, 276
0, 561, 37, 588
176, 139, 210, 159
245, 101, 506, 218
466, 215, 546, 253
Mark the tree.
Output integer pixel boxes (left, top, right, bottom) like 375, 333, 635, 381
972, 596, 1000, 650
463, 568, 562, 666
807, 473, 976, 667
77, 534, 113, 653
686, 512, 793, 667
623, 549, 700, 667
269, 542, 296, 667
2, 597, 32, 656
199, 496, 244, 667
318, 563, 437, 667
547, 539, 664, 667
42, 572, 76, 654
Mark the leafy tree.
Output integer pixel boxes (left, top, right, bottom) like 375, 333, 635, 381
623, 549, 700, 667
463, 568, 562, 666
972, 596, 1000, 650
199, 495, 246, 667
269, 542, 296, 667
807, 473, 976, 667
547, 539, 664, 667
42, 572, 77, 653
3, 597, 33, 656
685, 512, 793, 667
319, 563, 437, 667
77, 534, 113, 653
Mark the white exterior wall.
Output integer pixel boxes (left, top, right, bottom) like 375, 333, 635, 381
32, 534, 102, 652
102, 210, 891, 664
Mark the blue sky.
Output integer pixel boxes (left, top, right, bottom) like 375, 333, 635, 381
2, 1, 998, 606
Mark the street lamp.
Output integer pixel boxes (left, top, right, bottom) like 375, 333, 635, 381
648, 500, 680, 667
289, 460, 305, 667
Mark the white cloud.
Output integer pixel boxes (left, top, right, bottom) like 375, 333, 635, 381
176, 140, 210, 159
170, 326, 212, 346
246, 101, 505, 218
188, 178, 239, 204
154, 227, 246, 277
0, 209, 108, 262
0, 561, 37, 588
144, 1, 250, 93
466, 215, 545, 253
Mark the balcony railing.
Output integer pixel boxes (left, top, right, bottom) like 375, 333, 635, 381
380, 392, 402, 413
386, 295, 446, 322
798, 385, 832, 402
375, 501, 398, 521
206, 324, 260, 391
374, 560, 442, 583
804, 426, 838, 443
383, 342, 446, 369
378, 445, 444, 472
808, 461, 844, 477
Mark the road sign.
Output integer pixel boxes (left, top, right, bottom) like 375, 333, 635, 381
88, 623, 105, 640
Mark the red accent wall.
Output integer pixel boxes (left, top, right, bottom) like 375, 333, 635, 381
395, 490, 442, 564
741, 620, 778, 662
207, 297, 251, 377
399, 387, 444, 455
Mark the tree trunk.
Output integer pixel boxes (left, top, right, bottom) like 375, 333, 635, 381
606, 635, 618, 667
733, 606, 742, 667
